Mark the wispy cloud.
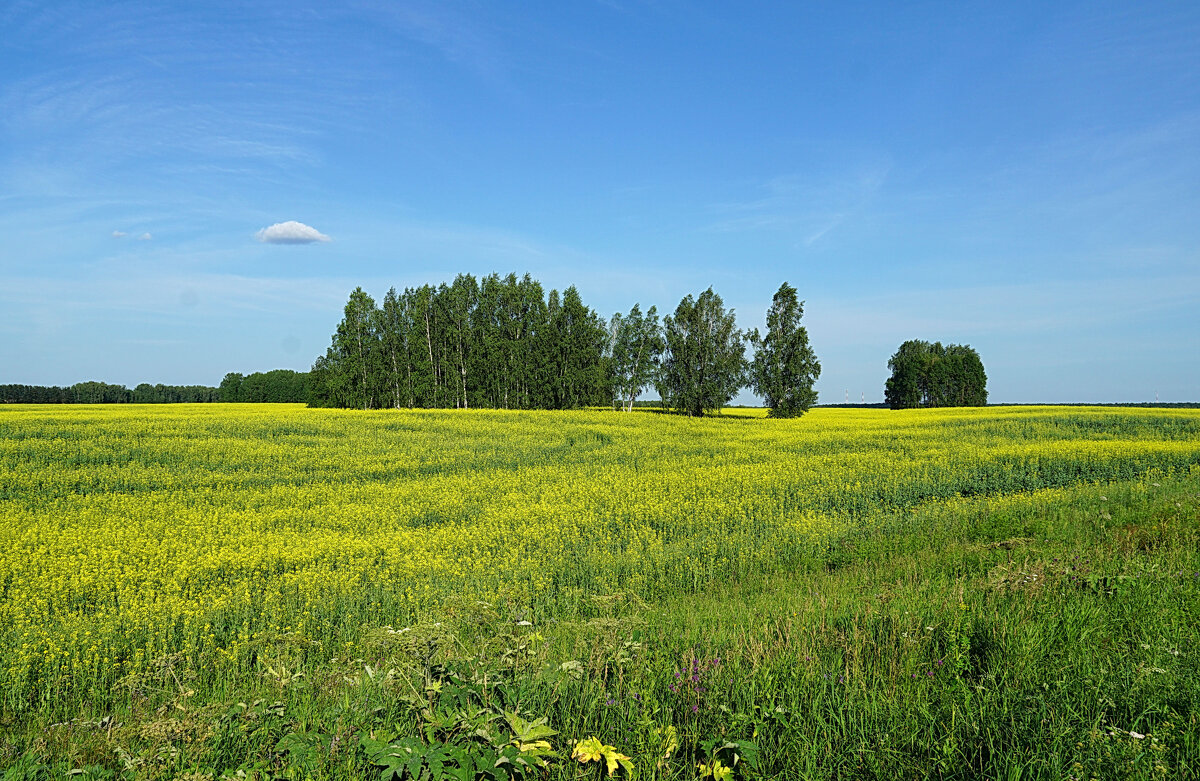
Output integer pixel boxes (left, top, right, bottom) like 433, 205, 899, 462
802, 217, 846, 246
256, 221, 330, 244
352, 0, 507, 85
706, 164, 891, 245
0, 4, 358, 204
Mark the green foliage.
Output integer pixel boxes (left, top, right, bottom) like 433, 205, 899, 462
69, 381, 135, 404
609, 303, 667, 415
274, 730, 332, 774
218, 372, 245, 402
310, 274, 611, 411
0, 373, 306, 405
0, 382, 225, 404
360, 733, 460, 780
359, 693, 562, 780
131, 382, 222, 403
749, 282, 820, 418
0, 384, 76, 403
209, 699, 289, 765
697, 739, 759, 779
885, 339, 987, 409
2, 754, 48, 780
548, 286, 611, 410
609, 304, 666, 412
218, 370, 310, 403
332, 286, 382, 410
659, 287, 747, 416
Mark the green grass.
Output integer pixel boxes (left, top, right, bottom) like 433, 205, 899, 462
3, 472, 1197, 779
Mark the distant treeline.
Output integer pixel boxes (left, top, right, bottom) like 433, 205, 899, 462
996, 402, 1200, 409
0, 382, 220, 404
218, 370, 310, 403
1, 370, 310, 404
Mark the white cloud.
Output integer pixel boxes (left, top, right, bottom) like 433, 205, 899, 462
111, 230, 126, 238
137, 232, 152, 240
255, 220, 331, 244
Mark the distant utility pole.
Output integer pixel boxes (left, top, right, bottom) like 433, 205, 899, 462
845, 389, 849, 403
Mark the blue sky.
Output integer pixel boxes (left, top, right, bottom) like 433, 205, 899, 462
1, 1, 1197, 403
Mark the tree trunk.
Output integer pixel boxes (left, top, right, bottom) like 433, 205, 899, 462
424, 310, 436, 403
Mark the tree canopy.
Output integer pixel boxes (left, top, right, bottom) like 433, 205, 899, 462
218, 370, 310, 403
305, 279, 829, 417
658, 288, 748, 417
0, 376, 314, 405
609, 304, 665, 413
749, 282, 820, 418
0, 381, 223, 404
884, 340, 987, 409
309, 273, 611, 410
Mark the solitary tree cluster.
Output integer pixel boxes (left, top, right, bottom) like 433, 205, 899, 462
884, 340, 987, 409
748, 283, 822, 418
658, 288, 751, 417
312, 276, 823, 418
309, 273, 609, 410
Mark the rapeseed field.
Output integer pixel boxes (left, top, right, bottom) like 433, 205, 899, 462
1, 404, 1198, 778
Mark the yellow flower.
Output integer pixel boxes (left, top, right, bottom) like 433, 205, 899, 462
572, 736, 631, 776
699, 759, 735, 780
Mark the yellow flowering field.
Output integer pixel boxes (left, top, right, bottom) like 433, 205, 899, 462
1, 403, 1198, 713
